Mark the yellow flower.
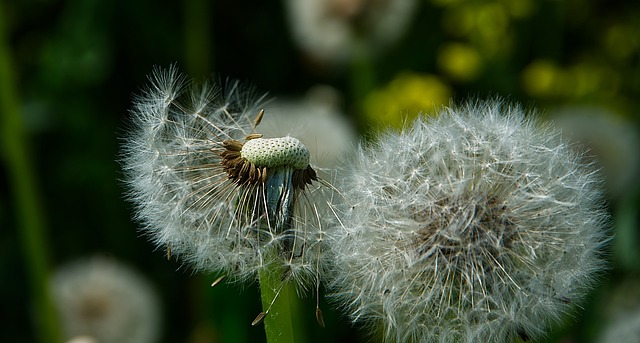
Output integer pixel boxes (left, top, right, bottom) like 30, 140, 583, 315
521, 60, 562, 97
437, 42, 483, 82
363, 72, 451, 129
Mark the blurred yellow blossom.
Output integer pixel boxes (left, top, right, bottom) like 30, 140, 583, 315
475, 3, 509, 39
437, 42, 483, 82
430, 0, 463, 7
603, 23, 639, 62
500, 0, 535, 19
523, 59, 620, 99
473, 3, 511, 57
362, 72, 451, 129
442, 2, 513, 58
569, 61, 619, 98
435, 0, 535, 20
522, 60, 562, 97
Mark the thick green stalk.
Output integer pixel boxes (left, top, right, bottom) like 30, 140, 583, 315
256, 170, 298, 343
0, 6, 61, 343
257, 259, 296, 343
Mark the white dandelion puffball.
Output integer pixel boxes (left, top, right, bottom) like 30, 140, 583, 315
50, 257, 160, 343
122, 66, 332, 286
328, 100, 609, 342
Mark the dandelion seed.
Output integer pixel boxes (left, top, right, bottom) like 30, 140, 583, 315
210, 275, 226, 287
121, 66, 332, 288
328, 99, 609, 343
252, 312, 268, 326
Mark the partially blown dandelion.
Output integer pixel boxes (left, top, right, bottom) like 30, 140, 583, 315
122, 66, 331, 288
328, 100, 609, 342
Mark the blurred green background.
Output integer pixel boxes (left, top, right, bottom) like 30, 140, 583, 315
1, 0, 639, 342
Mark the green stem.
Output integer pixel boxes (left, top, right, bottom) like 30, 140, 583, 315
257, 259, 297, 343
0, 6, 61, 343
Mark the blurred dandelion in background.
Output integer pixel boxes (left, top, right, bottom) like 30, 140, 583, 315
597, 311, 640, 343
328, 100, 609, 342
284, 0, 418, 66
50, 256, 160, 343
65, 336, 99, 343
594, 278, 640, 343
548, 106, 640, 201
260, 85, 357, 172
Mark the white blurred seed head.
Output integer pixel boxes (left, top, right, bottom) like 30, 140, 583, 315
328, 100, 609, 342
259, 86, 357, 173
121, 66, 333, 288
593, 278, 640, 343
549, 105, 640, 200
65, 336, 99, 343
597, 307, 640, 343
285, 0, 418, 65
50, 256, 160, 343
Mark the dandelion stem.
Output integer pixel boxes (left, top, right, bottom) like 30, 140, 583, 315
0, 7, 61, 343
258, 257, 297, 343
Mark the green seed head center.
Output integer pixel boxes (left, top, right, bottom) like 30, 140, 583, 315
241, 137, 310, 170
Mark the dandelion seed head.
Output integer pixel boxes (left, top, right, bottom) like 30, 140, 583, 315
328, 99, 609, 343
241, 137, 310, 170
122, 66, 332, 287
